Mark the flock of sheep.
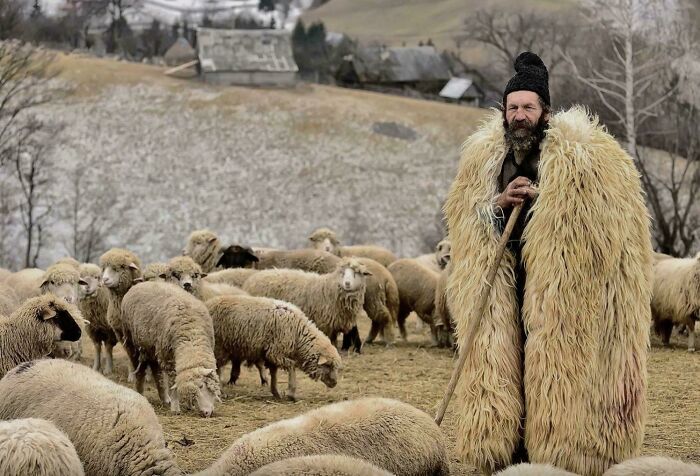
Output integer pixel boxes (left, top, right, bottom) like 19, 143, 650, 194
0, 226, 698, 475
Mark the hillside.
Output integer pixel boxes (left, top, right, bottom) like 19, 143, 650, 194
3, 52, 486, 268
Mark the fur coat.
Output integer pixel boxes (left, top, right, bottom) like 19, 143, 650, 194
444, 107, 652, 475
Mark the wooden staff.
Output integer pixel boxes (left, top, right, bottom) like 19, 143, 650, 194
435, 203, 524, 426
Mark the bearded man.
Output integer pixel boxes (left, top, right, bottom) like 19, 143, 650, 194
444, 52, 652, 475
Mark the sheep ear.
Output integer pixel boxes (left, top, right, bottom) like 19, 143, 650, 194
78, 279, 88, 286
40, 280, 49, 290
200, 273, 208, 279
158, 273, 167, 279
133, 277, 144, 283
208, 237, 217, 244
129, 262, 140, 271
170, 383, 177, 391
40, 306, 57, 320
318, 356, 330, 366
362, 270, 373, 276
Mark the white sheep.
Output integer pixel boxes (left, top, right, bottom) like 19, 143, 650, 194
495, 463, 579, 475
198, 397, 449, 476
0, 359, 183, 476
651, 253, 700, 351
3, 268, 45, 303
603, 456, 700, 475
0, 294, 82, 379
243, 258, 370, 347
78, 263, 117, 374
121, 281, 221, 416
414, 239, 451, 273
433, 263, 454, 349
207, 294, 342, 401
143, 262, 170, 282
387, 258, 440, 343
0, 283, 20, 316
205, 268, 259, 287
255, 248, 341, 274
308, 227, 398, 267
168, 256, 247, 302
248, 455, 394, 476
0, 418, 84, 476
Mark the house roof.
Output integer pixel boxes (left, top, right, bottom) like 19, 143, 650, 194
164, 37, 196, 65
346, 46, 451, 83
439, 76, 482, 100
196, 27, 298, 73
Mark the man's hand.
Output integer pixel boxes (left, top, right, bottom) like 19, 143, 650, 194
495, 176, 537, 209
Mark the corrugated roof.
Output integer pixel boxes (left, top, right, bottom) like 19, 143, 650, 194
196, 28, 298, 73
348, 46, 451, 83
439, 77, 472, 99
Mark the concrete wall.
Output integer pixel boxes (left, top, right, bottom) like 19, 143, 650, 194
202, 71, 297, 87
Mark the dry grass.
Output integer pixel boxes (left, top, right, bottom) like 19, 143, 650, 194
75, 317, 700, 474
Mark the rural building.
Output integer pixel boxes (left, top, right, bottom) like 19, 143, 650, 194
196, 28, 298, 87
335, 45, 451, 94
439, 76, 484, 107
164, 37, 196, 67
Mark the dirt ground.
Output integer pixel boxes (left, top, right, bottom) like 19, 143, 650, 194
78, 316, 700, 475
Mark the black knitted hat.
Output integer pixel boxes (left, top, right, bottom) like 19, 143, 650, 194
503, 52, 550, 107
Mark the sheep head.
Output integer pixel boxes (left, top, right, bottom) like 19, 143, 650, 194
173, 367, 221, 418
184, 229, 221, 273
78, 263, 101, 299
167, 256, 204, 294
23, 294, 82, 343
216, 245, 259, 269
436, 240, 451, 269
40, 263, 82, 305
143, 262, 170, 282
336, 258, 371, 293
316, 354, 342, 389
309, 228, 341, 256
99, 249, 142, 294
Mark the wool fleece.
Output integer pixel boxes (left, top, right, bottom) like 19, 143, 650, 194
444, 107, 652, 476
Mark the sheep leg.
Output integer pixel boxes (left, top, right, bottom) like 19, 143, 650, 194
285, 367, 297, 402
688, 320, 697, 352
268, 365, 281, 399
92, 340, 102, 372
151, 361, 171, 405
255, 362, 268, 386
365, 322, 381, 345
655, 319, 674, 347
341, 327, 362, 354
134, 361, 148, 394
168, 370, 180, 413
103, 342, 114, 376
228, 358, 241, 385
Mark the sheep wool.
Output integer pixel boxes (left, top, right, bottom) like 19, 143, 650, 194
3, 268, 45, 303
602, 456, 700, 476
0, 359, 182, 476
196, 397, 449, 476
0, 418, 84, 476
185, 229, 222, 273
495, 463, 579, 476
143, 262, 170, 282
0, 284, 19, 316
248, 455, 394, 476
78, 263, 116, 374
443, 107, 652, 475
204, 268, 259, 287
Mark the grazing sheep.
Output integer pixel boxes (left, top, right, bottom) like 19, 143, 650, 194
434, 263, 454, 349
0, 294, 82, 378
205, 268, 259, 287
198, 397, 449, 476
248, 455, 394, 476
387, 258, 440, 343
207, 295, 342, 401
495, 463, 578, 475
0, 284, 19, 316
121, 281, 221, 416
168, 256, 247, 301
99, 248, 143, 375
78, 263, 117, 374
143, 262, 170, 282
3, 268, 45, 303
243, 259, 370, 347
651, 253, 700, 351
255, 248, 340, 274
0, 418, 84, 476
308, 227, 398, 267
0, 359, 183, 476
415, 239, 452, 273
603, 456, 700, 475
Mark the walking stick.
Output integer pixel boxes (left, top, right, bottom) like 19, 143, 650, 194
435, 203, 524, 426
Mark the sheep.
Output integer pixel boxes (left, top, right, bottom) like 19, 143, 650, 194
354, 257, 398, 346
433, 263, 454, 349
308, 227, 398, 267
255, 248, 341, 274
184, 229, 223, 273
0, 294, 82, 379
0, 284, 19, 316
651, 253, 700, 351
243, 258, 370, 348
495, 463, 579, 475
78, 263, 117, 374
207, 294, 342, 401
248, 455, 394, 476
0, 267, 11, 282
0, 359, 183, 476
99, 248, 143, 375
205, 268, 259, 287
197, 397, 449, 476
387, 258, 440, 343
3, 268, 45, 303
602, 456, 700, 475
414, 239, 451, 273
168, 256, 248, 301
42, 263, 86, 360
121, 281, 221, 416
0, 418, 84, 476
143, 262, 170, 282
216, 244, 259, 269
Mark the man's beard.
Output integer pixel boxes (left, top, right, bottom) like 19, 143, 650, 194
504, 114, 548, 154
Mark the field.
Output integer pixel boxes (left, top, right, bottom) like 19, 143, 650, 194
77, 316, 700, 474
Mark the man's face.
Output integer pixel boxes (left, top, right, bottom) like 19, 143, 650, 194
504, 90, 549, 152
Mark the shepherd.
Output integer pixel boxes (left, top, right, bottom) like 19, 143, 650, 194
443, 52, 652, 475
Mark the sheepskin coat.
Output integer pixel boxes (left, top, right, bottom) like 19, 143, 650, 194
248, 455, 394, 476
444, 107, 652, 475
196, 397, 449, 476
0, 359, 182, 476
0, 418, 85, 476
207, 295, 341, 380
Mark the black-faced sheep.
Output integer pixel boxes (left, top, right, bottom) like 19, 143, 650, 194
0, 294, 82, 379
121, 281, 221, 416
0, 418, 85, 476
248, 455, 394, 476
78, 263, 117, 374
387, 258, 440, 343
651, 253, 700, 351
196, 397, 449, 476
184, 230, 259, 273
0, 359, 183, 476
243, 259, 370, 347
308, 227, 398, 267
207, 294, 342, 401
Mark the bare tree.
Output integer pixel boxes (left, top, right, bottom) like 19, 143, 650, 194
12, 118, 59, 267
0, 174, 17, 268
0, 0, 24, 40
